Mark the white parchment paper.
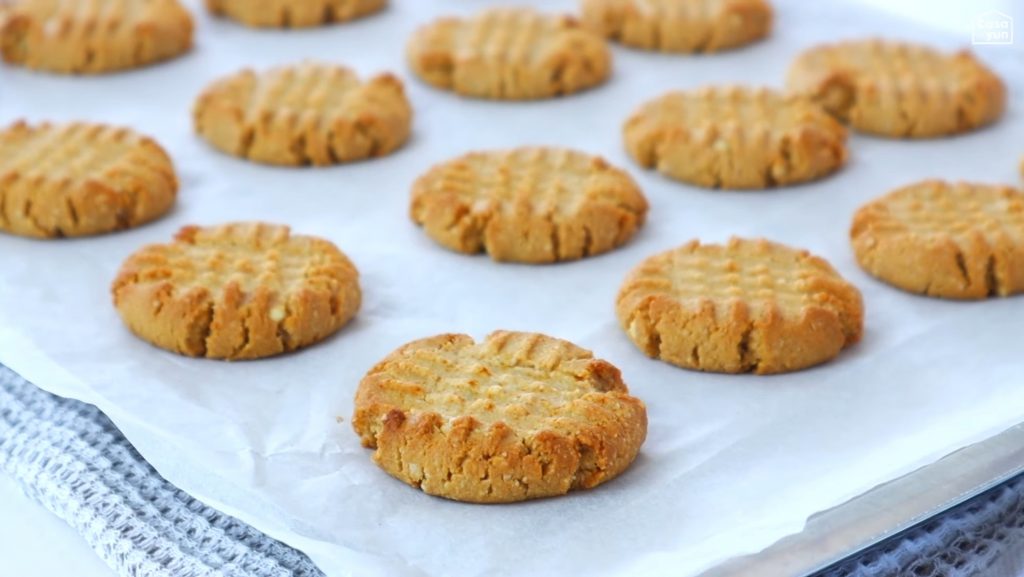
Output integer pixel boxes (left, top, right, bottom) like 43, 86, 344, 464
1, 1, 1023, 576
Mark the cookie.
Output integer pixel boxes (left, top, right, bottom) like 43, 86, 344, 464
580, 0, 772, 53
851, 180, 1024, 299
0, 0, 193, 74
205, 0, 385, 28
193, 61, 412, 166
111, 222, 361, 360
406, 8, 611, 100
616, 237, 863, 374
787, 39, 1006, 138
0, 121, 177, 239
624, 86, 847, 189
410, 148, 648, 263
352, 330, 647, 503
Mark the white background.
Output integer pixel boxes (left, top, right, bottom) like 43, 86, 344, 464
0, 0, 1020, 576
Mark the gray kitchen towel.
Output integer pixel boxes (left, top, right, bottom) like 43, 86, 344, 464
0, 365, 322, 577
1, 364, 1021, 577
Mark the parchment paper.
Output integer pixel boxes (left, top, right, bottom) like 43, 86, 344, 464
1, 1, 1022, 576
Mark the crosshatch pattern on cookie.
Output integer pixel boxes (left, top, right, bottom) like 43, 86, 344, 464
580, 0, 773, 53
353, 331, 647, 503
616, 238, 863, 374
411, 148, 648, 263
0, 0, 194, 73
624, 86, 847, 189
111, 222, 361, 359
0, 121, 177, 238
193, 61, 412, 166
787, 39, 1006, 138
407, 8, 611, 100
205, 0, 385, 28
851, 181, 1024, 299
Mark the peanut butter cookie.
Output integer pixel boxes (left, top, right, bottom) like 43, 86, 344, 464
112, 222, 361, 360
1, 0, 193, 74
353, 330, 648, 503
624, 86, 847, 189
193, 61, 412, 166
616, 237, 863, 374
205, 0, 385, 28
407, 8, 611, 100
787, 39, 1006, 138
851, 180, 1024, 299
0, 121, 177, 239
580, 0, 772, 53
410, 147, 648, 263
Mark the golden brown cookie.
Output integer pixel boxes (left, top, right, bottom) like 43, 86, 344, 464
193, 61, 412, 167
111, 222, 361, 360
787, 39, 1006, 138
352, 330, 647, 503
205, 0, 385, 28
580, 0, 772, 53
616, 237, 863, 374
850, 180, 1024, 299
0, 121, 177, 239
0, 0, 193, 74
624, 86, 847, 189
410, 148, 648, 263
406, 8, 612, 100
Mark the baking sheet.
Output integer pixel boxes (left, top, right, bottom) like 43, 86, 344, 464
1, 1, 1022, 576
708, 422, 1024, 577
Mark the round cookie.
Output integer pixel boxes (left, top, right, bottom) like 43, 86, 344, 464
111, 222, 361, 360
410, 148, 649, 263
193, 61, 412, 167
0, 0, 193, 74
624, 86, 847, 189
850, 180, 1024, 299
787, 39, 1006, 138
352, 330, 647, 503
616, 237, 863, 374
0, 121, 177, 239
205, 0, 385, 28
580, 0, 772, 53
407, 8, 611, 100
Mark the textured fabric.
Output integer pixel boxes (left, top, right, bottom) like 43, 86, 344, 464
818, 475, 1024, 577
0, 365, 323, 577
1, 363, 1023, 577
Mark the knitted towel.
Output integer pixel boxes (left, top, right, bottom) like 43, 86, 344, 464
0, 364, 1021, 577
0, 365, 323, 577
